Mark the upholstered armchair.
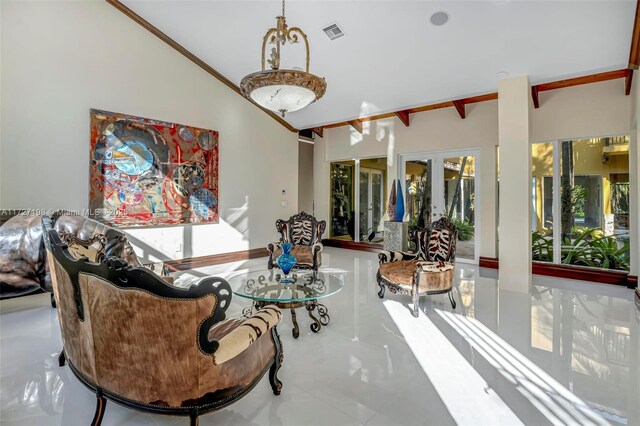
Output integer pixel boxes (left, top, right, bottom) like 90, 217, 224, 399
267, 211, 326, 272
377, 217, 458, 317
42, 218, 284, 426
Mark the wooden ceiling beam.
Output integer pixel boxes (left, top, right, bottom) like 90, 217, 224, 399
394, 110, 411, 127
531, 86, 540, 109
531, 69, 629, 108
629, 0, 640, 70
105, 0, 298, 133
311, 127, 324, 138
452, 100, 466, 119
347, 120, 363, 134
626, 69, 634, 96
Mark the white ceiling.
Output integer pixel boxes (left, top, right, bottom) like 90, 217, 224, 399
122, 1, 636, 130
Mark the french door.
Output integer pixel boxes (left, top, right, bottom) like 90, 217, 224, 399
360, 168, 385, 239
400, 149, 481, 263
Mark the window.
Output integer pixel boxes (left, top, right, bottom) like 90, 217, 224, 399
531, 137, 631, 271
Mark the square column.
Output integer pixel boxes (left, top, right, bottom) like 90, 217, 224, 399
498, 76, 532, 292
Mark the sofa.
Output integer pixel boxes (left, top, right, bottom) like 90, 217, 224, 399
0, 212, 168, 304
43, 217, 284, 425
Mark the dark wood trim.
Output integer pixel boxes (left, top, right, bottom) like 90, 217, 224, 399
394, 110, 411, 127
531, 86, 540, 109
625, 69, 634, 96
311, 127, 324, 138
531, 69, 629, 108
532, 262, 629, 286
105, 0, 298, 133
630, 0, 640, 70
165, 248, 270, 271
323, 92, 498, 130
628, 274, 638, 289
452, 100, 466, 119
479, 256, 499, 269
347, 120, 363, 134
479, 257, 631, 286
322, 239, 382, 253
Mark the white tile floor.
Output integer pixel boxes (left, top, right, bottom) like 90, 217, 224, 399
1, 247, 639, 426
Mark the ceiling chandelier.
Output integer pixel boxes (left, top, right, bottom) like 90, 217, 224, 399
240, 0, 327, 118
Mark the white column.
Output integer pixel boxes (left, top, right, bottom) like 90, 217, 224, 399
498, 76, 532, 292
313, 135, 330, 226
630, 75, 640, 280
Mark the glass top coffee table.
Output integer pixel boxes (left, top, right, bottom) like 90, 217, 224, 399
227, 269, 345, 339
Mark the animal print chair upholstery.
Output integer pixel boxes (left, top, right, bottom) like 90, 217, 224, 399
377, 217, 457, 317
42, 217, 284, 426
267, 212, 326, 272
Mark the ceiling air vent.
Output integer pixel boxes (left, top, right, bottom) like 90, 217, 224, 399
322, 22, 345, 41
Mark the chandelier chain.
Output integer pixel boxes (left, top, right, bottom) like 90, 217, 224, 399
282, 0, 285, 17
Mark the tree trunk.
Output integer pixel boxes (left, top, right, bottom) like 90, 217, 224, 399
447, 157, 468, 220
560, 141, 574, 241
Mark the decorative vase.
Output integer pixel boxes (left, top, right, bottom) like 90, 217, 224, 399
277, 243, 297, 282
395, 180, 405, 222
387, 179, 397, 221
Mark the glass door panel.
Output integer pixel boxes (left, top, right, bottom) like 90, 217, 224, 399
359, 170, 370, 241
442, 156, 476, 261
359, 168, 385, 242
404, 159, 433, 229
330, 161, 354, 240
371, 172, 383, 234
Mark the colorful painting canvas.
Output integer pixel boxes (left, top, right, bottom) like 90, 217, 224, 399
89, 109, 219, 226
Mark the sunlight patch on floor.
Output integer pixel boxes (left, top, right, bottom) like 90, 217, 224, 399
383, 299, 523, 426
437, 309, 608, 426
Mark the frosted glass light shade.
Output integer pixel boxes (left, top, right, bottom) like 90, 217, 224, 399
240, 69, 327, 117
250, 85, 316, 114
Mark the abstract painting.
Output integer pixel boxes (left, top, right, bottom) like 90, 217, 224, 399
89, 109, 219, 226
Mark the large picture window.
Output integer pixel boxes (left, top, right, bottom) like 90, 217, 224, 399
531, 137, 631, 271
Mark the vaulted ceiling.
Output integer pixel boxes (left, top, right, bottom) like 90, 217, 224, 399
121, 1, 636, 130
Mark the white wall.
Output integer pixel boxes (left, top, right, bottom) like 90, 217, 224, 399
319, 101, 499, 258
532, 79, 631, 142
298, 141, 314, 214
0, 1, 298, 261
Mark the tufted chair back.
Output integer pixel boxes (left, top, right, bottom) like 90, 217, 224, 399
276, 212, 326, 247
411, 216, 458, 262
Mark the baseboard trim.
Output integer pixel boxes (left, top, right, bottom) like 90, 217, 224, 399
164, 248, 270, 271
478, 257, 631, 286
322, 239, 383, 253
479, 256, 499, 269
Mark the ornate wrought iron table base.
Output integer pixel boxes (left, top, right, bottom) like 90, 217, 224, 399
244, 300, 330, 339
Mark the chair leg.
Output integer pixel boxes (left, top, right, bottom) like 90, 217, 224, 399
91, 391, 107, 426
269, 327, 283, 395
58, 349, 66, 367
448, 291, 456, 309
377, 281, 385, 299
412, 291, 420, 318
376, 271, 385, 299
189, 409, 199, 426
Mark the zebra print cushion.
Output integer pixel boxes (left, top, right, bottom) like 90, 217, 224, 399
291, 220, 313, 245
427, 229, 452, 262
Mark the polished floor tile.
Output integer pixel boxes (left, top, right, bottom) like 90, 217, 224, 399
1, 248, 638, 425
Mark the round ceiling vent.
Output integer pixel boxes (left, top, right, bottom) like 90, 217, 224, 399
430, 11, 449, 26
